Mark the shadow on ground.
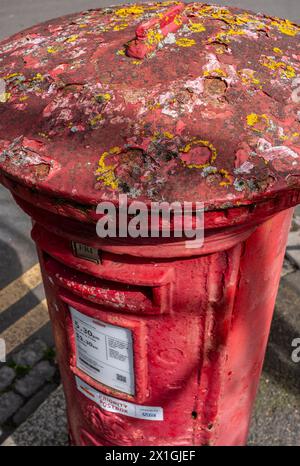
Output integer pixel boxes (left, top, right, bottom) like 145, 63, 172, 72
249, 273, 300, 445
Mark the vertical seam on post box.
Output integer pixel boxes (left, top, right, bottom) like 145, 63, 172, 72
191, 256, 209, 445
193, 245, 242, 445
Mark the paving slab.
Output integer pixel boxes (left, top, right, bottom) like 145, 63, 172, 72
12, 339, 47, 368
249, 375, 300, 446
2, 385, 68, 446
249, 271, 300, 445
286, 230, 300, 270
0, 336, 59, 443
13, 383, 56, 426
14, 361, 55, 398
281, 257, 296, 278
0, 367, 15, 392
0, 392, 23, 426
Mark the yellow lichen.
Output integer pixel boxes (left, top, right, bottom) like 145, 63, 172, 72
214, 45, 227, 55
89, 114, 103, 126
261, 56, 296, 79
174, 15, 183, 26
283, 66, 296, 79
211, 8, 242, 26
227, 28, 245, 36
212, 32, 230, 44
246, 113, 270, 132
273, 47, 283, 55
189, 3, 266, 36
96, 147, 121, 190
280, 131, 300, 142
19, 96, 29, 102
163, 131, 174, 139
180, 139, 218, 168
197, 5, 213, 14
113, 23, 129, 31
279, 134, 289, 141
115, 6, 144, 18
204, 68, 227, 77
219, 168, 232, 186
238, 69, 260, 86
271, 19, 299, 37
0, 92, 11, 103
110, 146, 122, 155
147, 29, 163, 45
211, 27, 245, 44
148, 102, 161, 111
95, 93, 111, 102
3, 72, 22, 80
159, 1, 179, 6
32, 73, 44, 82
176, 38, 196, 47
247, 113, 261, 126
66, 35, 79, 43
116, 49, 126, 56
201, 6, 261, 28
38, 132, 50, 140
188, 22, 206, 33
47, 46, 60, 54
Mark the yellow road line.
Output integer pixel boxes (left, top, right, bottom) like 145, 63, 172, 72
0, 263, 42, 314
0, 299, 49, 355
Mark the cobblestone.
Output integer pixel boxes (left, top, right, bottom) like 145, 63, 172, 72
0, 392, 23, 424
0, 366, 16, 392
14, 361, 55, 398
13, 383, 56, 426
12, 339, 47, 368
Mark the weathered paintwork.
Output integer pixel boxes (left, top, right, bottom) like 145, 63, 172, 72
32, 206, 293, 446
0, 2, 300, 447
0, 2, 300, 213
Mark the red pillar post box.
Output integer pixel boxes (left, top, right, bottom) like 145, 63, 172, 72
0, 2, 300, 446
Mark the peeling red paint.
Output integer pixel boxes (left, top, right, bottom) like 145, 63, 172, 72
0, 2, 299, 212
0, 2, 300, 448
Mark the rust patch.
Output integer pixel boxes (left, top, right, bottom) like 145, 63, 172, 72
33, 163, 51, 179
204, 77, 227, 97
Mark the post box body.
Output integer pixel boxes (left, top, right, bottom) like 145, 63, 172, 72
39, 207, 292, 447
2, 183, 296, 446
1, 2, 300, 446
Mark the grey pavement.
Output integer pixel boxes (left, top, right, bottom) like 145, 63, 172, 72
0, 338, 59, 442
0, 0, 300, 447
2, 385, 68, 446
2, 267, 300, 446
249, 270, 300, 446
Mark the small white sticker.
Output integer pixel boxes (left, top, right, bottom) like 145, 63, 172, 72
70, 307, 135, 395
76, 377, 164, 421
72, 242, 100, 263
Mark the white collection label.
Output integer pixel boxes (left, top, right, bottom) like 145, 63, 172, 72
70, 307, 135, 395
76, 377, 164, 421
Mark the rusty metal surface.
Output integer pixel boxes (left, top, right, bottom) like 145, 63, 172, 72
0, 2, 300, 210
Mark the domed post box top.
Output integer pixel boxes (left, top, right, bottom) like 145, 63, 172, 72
0, 1, 299, 225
